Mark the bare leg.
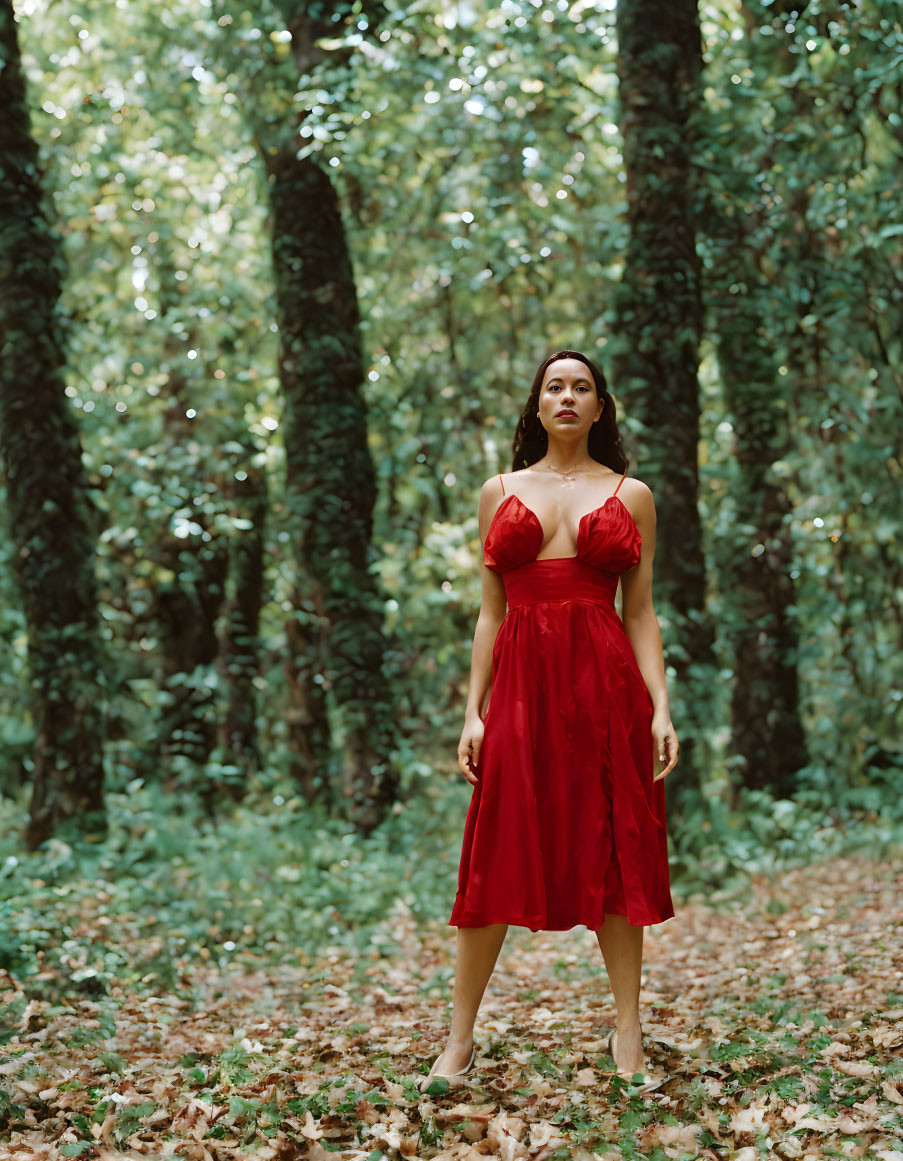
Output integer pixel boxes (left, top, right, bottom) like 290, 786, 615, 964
594, 913, 645, 1074
428, 923, 508, 1075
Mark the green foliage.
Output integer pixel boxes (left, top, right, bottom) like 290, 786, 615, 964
0, 765, 901, 1000
0, 0, 899, 915
0, 755, 462, 998
668, 783, 903, 902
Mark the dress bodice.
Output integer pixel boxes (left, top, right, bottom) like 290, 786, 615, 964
483, 490, 642, 576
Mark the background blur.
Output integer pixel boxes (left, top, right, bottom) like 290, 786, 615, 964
1, 0, 901, 999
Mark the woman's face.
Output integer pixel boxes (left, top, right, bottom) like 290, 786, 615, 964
537, 358, 603, 435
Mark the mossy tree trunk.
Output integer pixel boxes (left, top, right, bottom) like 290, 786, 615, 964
0, 0, 106, 849
252, 2, 400, 829
700, 5, 808, 795
216, 452, 267, 783
711, 311, 808, 797
611, 0, 717, 812
151, 240, 228, 780
263, 147, 400, 829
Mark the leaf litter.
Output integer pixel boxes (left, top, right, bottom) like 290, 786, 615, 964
0, 851, 901, 1159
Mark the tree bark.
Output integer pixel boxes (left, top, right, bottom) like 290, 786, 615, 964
710, 293, 808, 795
217, 453, 267, 783
699, 56, 808, 795
264, 138, 400, 829
611, 0, 716, 811
0, 0, 106, 848
149, 235, 228, 779
237, 1, 400, 829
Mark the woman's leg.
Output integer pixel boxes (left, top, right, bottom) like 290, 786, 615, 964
429, 923, 508, 1073
594, 914, 645, 1074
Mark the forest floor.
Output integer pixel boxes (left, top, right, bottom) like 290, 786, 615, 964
1, 851, 902, 1160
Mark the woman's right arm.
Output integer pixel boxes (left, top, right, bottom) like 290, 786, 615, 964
458, 479, 508, 784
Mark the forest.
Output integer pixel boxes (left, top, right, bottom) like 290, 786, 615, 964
0, 0, 901, 1157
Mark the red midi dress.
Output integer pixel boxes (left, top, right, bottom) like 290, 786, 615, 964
448, 473, 675, 932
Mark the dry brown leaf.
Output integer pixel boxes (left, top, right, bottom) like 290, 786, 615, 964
795, 1114, 836, 1131
871, 1026, 903, 1049
729, 1102, 768, 1133
696, 1106, 723, 1136
881, 1080, 903, 1106
299, 1110, 325, 1140
836, 1113, 881, 1133
834, 1059, 880, 1079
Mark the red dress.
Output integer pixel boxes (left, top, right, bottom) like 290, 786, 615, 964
448, 473, 674, 932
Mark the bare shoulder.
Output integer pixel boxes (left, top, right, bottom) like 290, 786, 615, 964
619, 475, 656, 523
620, 475, 654, 503
479, 473, 508, 507
477, 473, 507, 537
482, 472, 507, 494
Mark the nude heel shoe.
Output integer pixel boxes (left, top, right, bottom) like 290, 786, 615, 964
607, 1027, 654, 1085
416, 1039, 477, 1093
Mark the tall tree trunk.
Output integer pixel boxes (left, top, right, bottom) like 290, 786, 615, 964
711, 299, 808, 796
216, 452, 267, 783
154, 529, 229, 776
611, 0, 716, 813
699, 13, 808, 796
226, 1, 401, 829
150, 239, 227, 779
0, 0, 106, 849
264, 139, 399, 829
742, 2, 900, 794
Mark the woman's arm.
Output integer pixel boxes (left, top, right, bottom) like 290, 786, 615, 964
619, 481, 679, 778
465, 478, 508, 715
465, 600, 507, 721
459, 479, 508, 781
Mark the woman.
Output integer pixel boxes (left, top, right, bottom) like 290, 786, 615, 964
418, 350, 678, 1092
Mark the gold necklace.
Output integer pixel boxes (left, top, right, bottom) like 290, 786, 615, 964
542, 462, 598, 489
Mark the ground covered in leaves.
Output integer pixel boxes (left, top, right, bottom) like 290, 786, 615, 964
1, 852, 902, 1160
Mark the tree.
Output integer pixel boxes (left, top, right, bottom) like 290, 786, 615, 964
699, 1, 809, 797
610, 0, 717, 810
216, 0, 400, 829
0, 0, 106, 848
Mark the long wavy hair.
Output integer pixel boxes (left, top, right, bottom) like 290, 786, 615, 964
510, 350, 629, 475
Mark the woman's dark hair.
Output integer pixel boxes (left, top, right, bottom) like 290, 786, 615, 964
510, 350, 628, 474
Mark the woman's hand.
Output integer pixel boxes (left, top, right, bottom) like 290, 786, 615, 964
652, 711, 678, 781
458, 715, 485, 786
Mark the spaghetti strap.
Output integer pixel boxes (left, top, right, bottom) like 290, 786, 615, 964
499, 473, 506, 495
613, 474, 626, 498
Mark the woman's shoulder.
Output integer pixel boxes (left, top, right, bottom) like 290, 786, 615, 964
617, 474, 656, 523
618, 473, 653, 500
481, 470, 523, 497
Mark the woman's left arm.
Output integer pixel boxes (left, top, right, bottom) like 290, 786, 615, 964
619, 480, 679, 781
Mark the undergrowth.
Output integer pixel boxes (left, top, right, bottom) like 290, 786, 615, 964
0, 765, 901, 1008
